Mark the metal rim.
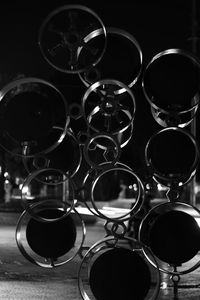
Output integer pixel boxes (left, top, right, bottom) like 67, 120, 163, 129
139, 201, 200, 275
91, 167, 144, 221
78, 235, 160, 300
15, 206, 86, 268
82, 79, 136, 134
0, 77, 70, 157
81, 162, 133, 218
83, 132, 121, 169
78, 26, 143, 93
142, 48, 200, 112
145, 127, 199, 187
20, 168, 76, 222
38, 4, 107, 74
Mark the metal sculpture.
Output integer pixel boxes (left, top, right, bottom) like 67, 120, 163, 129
0, 3, 200, 300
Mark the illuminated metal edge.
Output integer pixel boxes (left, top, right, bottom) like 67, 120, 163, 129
38, 4, 107, 74
82, 78, 136, 133
87, 109, 134, 146
90, 166, 145, 222
83, 132, 121, 169
78, 27, 143, 94
145, 127, 200, 187
138, 201, 200, 275
0, 77, 70, 157
142, 48, 200, 112
115, 117, 134, 148
86, 118, 134, 149
78, 235, 160, 300
15, 206, 86, 268
150, 101, 199, 128
20, 168, 76, 222
81, 162, 132, 218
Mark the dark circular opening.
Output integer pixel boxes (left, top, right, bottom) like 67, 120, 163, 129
26, 209, 76, 259
149, 210, 200, 265
144, 53, 200, 110
89, 247, 151, 300
147, 129, 197, 178
2, 91, 54, 141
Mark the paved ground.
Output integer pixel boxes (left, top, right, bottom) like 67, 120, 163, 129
0, 220, 103, 300
0, 212, 199, 299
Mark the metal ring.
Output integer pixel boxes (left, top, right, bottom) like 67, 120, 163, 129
90, 166, 144, 221
87, 115, 134, 149
82, 79, 136, 134
78, 236, 160, 300
15, 206, 86, 268
145, 127, 199, 187
81, 162, 132, 218
150, 104, 199, 128
142, 48, 200, 127
83, 132, 121, 169
20, 168, 76, 222
139, 201, 200, 275
79, 27, 143, 93
38, 4, 107, 73
0, 77, 70, 157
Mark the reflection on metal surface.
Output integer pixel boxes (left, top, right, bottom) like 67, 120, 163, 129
142, 48, 200, 127
79, 27, 143, 93
83, 132, 121, 169
90, 166, 144, 221
82, 79, 136, 134
20, 169, 76, 222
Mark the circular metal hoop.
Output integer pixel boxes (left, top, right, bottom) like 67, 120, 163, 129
81, 162, 132, 217
16, 206, 86, 268
139, 201, 200, 275
142, 48, 200, 127
78, 236, 160, 300
82, 79, 136, 134
90, 166, 144, 221
38, 4, 107, 73
83, 132, 121, 169
0, 77, 70, 157
21, 169, 76, 222
79, 27, 143, 93
145, 127, 199, 187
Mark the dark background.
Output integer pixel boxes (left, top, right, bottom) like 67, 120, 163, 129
0, 0, 199, 196
0, 0, 195, 77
